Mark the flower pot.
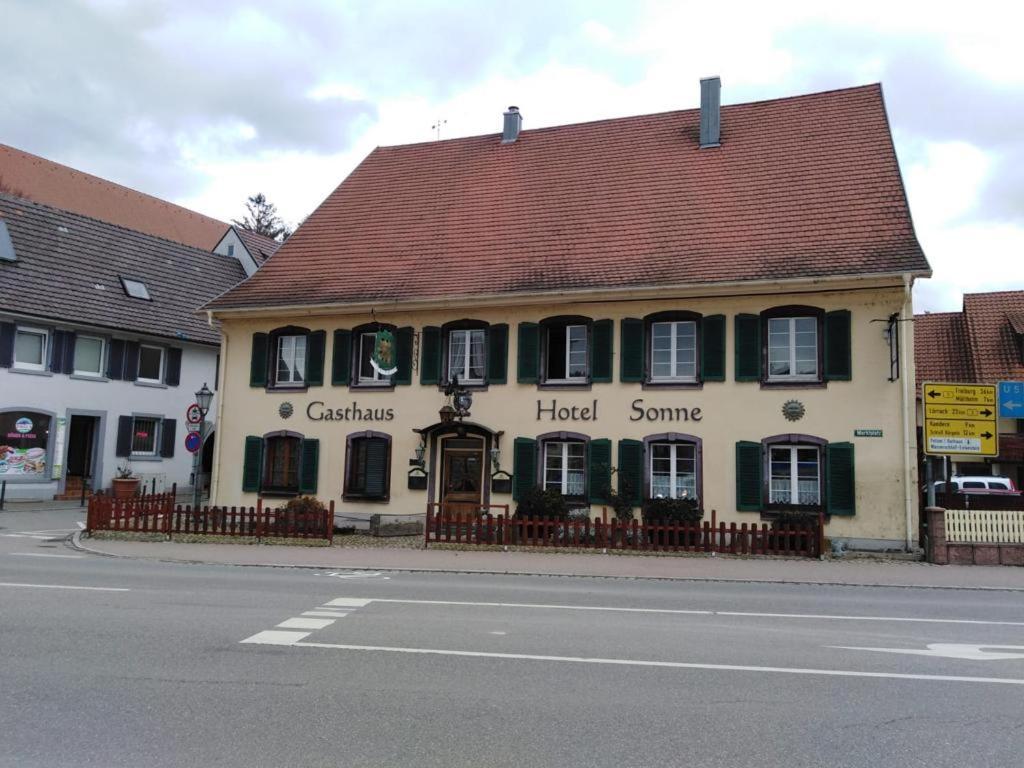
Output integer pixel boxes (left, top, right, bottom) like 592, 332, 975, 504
111, 477, 140, 500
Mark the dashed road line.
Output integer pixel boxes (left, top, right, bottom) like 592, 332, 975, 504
240, 597, 367, 645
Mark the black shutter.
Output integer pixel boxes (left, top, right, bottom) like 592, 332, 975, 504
394, 326, 414, 385
590, 319, 613, 383
123, 341, 140, 382
364, 438, 389, 498
299, 438, 320, 494
61, 331, 76, 374
250, 332, 268, 387
701, 315, 726, 382
512, 437, 537, 501
588, 438, 612, 504
420, 326, 441, 385
160, 419, 176, 458
734, 314, 761, 382
617, 439, 643, 506
735, 441, 763, 511
824, 310, 852, 381
826, 442, 856, 515
0, 322, 14, 368
242, 436, 263, 492
619, 318, 644, 383
517, 323, 539, 384
115, 416, 133, 458
331, 330, 351, 386
305, 330, 326, 386
165, 347, 182, 387
49, 330, 66, 373
214, 353, 219, 390
487, 323, 508, 384
106, 339, 125, 380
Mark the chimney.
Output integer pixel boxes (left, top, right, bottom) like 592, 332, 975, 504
699, 77, 721, 148
502, 106, 522, 144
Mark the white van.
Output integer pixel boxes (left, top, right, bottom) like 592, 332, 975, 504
931, 476, 1020, 495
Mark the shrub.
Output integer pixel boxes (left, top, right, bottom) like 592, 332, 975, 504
642, 496, 702, 524
284, 496, 326, 515
515, 487, 571, 519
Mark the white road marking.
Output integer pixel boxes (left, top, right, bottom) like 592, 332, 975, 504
341, 597, 1024, 627
0, 534, 60, 540
834, 643, 1024, 661
324, 598, 374, 608
490, 631, 507, 636
76, 522, 86, 530
9, 553, 84, 559
326, 571, 390, 580
302, 611, 350, 618
277, 617, 335, 630
0, 581, 129, 592
289, 641, 1024, 686
241, 630, 311, 645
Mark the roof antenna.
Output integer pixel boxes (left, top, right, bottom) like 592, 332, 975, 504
431, 118, 447, 140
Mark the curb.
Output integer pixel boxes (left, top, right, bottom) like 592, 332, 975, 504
67, 532, 1024, 592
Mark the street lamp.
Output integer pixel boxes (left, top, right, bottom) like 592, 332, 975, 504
192, 383, 213, 509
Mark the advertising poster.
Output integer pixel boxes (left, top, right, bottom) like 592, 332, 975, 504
0, 411, 51, 477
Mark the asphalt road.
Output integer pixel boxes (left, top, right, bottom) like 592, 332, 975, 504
2, 508, 1023, 768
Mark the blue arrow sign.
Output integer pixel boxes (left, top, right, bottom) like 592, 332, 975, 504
999, 381, 1024, 418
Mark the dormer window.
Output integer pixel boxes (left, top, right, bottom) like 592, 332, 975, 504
120, 277, 151, 301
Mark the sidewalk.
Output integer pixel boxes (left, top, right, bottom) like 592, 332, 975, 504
72, 535, 1024, 590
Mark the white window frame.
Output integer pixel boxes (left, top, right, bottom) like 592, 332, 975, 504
542, 441, 586, 497
545, 324, 588, 383
73, 335, 106, 377
275, 334, 306, 387
649, 321, 697, 382
447, 328, 486, 385
130, 416, 160, 457
357, 332, 391, 385
649, 442, 697, 500
768, 445, 821, 506
767, 316, 818, 382
136, 344, 164, 385
13, 326, 49, 371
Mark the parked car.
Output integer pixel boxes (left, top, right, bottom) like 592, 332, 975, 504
929, 476, 1021, 496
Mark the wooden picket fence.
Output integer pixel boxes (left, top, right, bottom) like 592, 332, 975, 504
87, 494, 334, 541
944, 509, 1024, 544
425, 506, 824, 558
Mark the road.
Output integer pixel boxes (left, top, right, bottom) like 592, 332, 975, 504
1, 507, 1023, 768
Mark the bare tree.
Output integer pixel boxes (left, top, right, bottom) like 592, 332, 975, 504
232, 193, 289, 240
0, 175, 26, 199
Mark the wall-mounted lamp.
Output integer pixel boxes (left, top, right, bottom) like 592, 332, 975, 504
489, 445, 501, 472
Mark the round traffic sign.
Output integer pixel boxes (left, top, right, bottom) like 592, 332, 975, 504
186, 404, 203, 424
184, 431, 203, 453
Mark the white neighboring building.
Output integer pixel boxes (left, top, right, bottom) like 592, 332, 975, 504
212, 226, 281, 277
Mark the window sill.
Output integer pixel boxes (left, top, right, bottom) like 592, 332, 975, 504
259, 490, 300, 498
129, 455, 164, 462
349, 383, 395, 393
134, 380, 168, 389
266, 385, 308, 394
9, 367, 53, 377
342, 494, 390, 503
538, 381, 591, 391
642, 380, 703, 391
70, 373, 109, 382
759, 380, 826, 390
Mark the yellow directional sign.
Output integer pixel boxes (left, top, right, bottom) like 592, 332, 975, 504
923, 382, 998, 456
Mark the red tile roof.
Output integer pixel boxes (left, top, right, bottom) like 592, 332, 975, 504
234, 227, 281, 263
208, 83, 928, 311
0, 143, 229, 250
914, 312, 973, 385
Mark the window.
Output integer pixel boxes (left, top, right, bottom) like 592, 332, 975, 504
344, 432, 391, 500
227, 244, 235, 256
767, 317, 818, 380
650, 321, 697, 382
73, 336, 104, 376
545, 324, 588, 382
130, 417, 159, 456
543, 441, 586, 497
447, 328, 486, 384
276, 334, 306, 386
14, 327, 48, 370
357, 331, 392, 385
768, 445, 821, 505
262, 434, 301, 494
650, 443, 697, 499
119, 277, 151, 300
137, 345, 164, 383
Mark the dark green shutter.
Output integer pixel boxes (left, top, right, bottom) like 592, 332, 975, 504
487, 323, 508, 384
242, 436, 263, 492
331, 330, 351, 386
159, 419, 176, 458
735, 441, 763, 511
164, 347, 182, 386
123, 341, 140, 382
364, 438, 389, 498
617, 439, 643, 506
517, 323, 539, 384
512, 437, 537, 501
826, 442, 856, 515
420, 326, 441, 385
701, 314, 726, 382
619, 318, 644, 383
824, 310, 852, 381
250, 333, 268, 387
588, 438, 612, 504
115, 416, 133, 458
305, 331, 326, 386
590, 319, 613, 383
395, 326, 414, 385
734, 315, 761, 382
299, 438, 319, 494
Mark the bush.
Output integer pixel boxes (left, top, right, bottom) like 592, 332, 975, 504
642, 496, 702, 524
285, 496, 326, 515
515, 487, 571, 519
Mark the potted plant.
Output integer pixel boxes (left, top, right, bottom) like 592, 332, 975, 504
111, 461, 140, 500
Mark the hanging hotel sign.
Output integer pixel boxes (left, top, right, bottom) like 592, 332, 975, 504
370, 328, 398, 376
923, 382, 998, 456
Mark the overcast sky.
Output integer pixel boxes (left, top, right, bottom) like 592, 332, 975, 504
3, 0, 1022, 312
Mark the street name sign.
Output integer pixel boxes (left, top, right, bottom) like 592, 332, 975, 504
923, 383, 998, 456
999, 381, 1023, 418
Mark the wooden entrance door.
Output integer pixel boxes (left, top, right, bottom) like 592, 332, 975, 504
441, 438, 484, 516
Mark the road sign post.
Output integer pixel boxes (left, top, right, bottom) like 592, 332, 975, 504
922, 383, 998, 457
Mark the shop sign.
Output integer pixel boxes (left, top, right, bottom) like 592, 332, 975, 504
923, 382, 998, 456
370, 329, 398, 376
307, 401, 395, 422
535, 399, 704, 422
0, 411, 50, 477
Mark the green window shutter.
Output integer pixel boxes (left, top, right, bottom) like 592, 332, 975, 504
487, 323, 508, 384
512, 437, 537, 501
420, 326, 441, 385
299, 438, 320, 494
590, 319, 614, 383
305, 330, 326, 386
394, 326, 414, 385
242, 436, 263, 492
588, 438, 612, 504
619, 318, 644, 383
364, 438, 389, 498
701, 314, 726, 382
735, 441, 763, 511
824, 310, 852, 381
826, 442, 856, 515
517, 323, 539, 384
734, 314, 761, 382
617, 439, 644, 506
250, 333, 268, 387
331, 330, 351, 386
